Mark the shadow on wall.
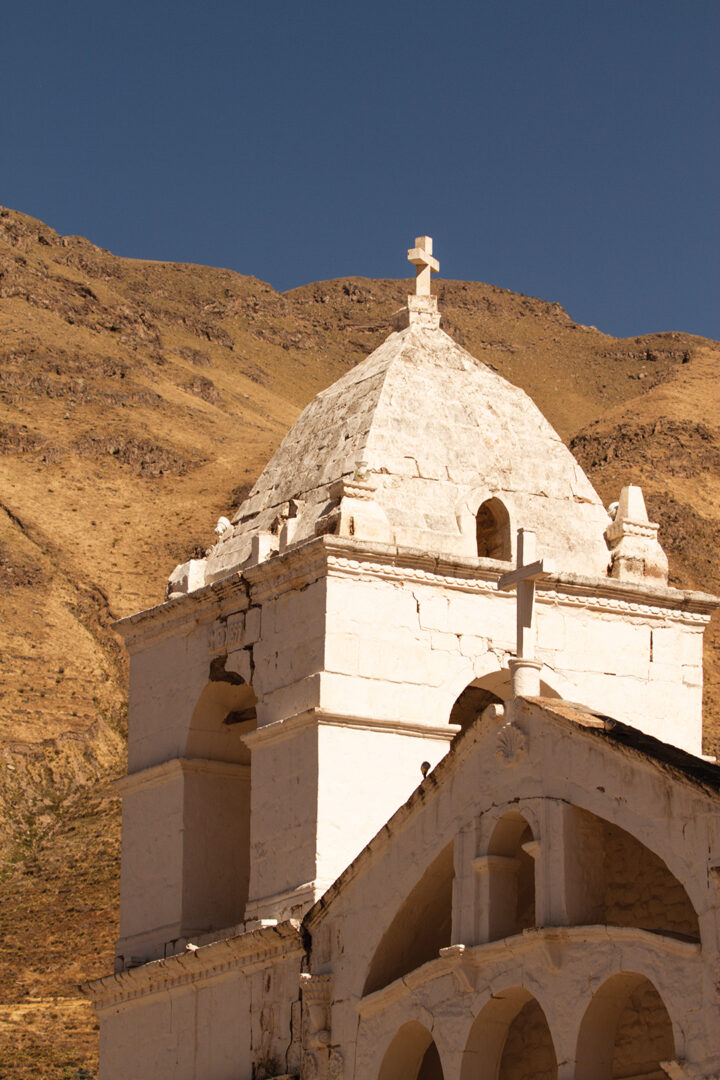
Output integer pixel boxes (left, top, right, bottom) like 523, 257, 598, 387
363, 843, 454, 997
180, 661, 258, 935
575, 972, 675, 1080
378, 1022, 445, 1080
460, 987, 557, 1080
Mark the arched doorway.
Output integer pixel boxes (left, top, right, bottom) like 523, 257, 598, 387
460, 988, 557, 1080
575, 973, 675, 1080
378, 1021, 445, 1080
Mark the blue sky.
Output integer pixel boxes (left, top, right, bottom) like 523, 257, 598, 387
2, 0, 718, 338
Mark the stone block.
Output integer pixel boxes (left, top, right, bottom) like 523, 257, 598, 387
459, 634, 488, 658
538, 607, 566, 652
681, 631, 704, 667
225, 649, 252, 684
244, 606, 262, 644
562, 616, 651, 679
418, 595, 450, 632
324, 632, 361, 675
650, 626, 682, 665
682, 665, 702, 688
430, 630, 458, 652
258, 674, 322, 725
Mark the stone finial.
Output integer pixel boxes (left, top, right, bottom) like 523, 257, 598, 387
605, 484, 668, 585
393, 236, 442, 331
214, 516, 233, 541
314, 471, 390, 543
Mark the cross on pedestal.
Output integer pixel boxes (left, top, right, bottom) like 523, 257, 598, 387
497, 528, 548, 670
407, 236, 439, 296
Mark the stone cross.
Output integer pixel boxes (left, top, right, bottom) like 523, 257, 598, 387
497, 529, 546, 660
407, 236, 439, 296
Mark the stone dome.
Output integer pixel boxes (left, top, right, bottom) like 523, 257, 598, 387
196, 312, 612, 588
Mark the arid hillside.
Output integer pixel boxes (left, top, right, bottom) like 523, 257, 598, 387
1, 205, 718, 1077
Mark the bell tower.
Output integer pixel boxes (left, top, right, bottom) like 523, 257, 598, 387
114, 237, 711, 965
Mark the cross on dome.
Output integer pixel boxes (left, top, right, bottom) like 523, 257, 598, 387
408, 236, 439, 296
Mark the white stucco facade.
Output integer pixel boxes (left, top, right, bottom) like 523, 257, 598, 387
87, 260, 720, 1078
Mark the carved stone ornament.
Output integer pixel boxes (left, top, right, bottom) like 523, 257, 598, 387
495, 721, 528, 766
214, 516, 233, 541
302, 1052, 321, 1080
328, 1050, 344, 1080
208, 621, 227, 654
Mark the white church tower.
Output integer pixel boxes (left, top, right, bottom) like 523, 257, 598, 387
111, 238, 714, 970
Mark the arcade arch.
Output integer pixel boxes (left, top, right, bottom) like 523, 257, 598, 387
460, 987, 557, 1080
575, 972, 675, 1080
378, 1021, 445, 1080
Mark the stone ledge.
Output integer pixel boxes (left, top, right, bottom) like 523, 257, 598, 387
114, 756, 250, 796
356, 924, 702, 1019
83, 919, 304, 1009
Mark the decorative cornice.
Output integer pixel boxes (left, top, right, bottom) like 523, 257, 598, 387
83, 920, 304, 1010
114, 757, 250, 796
113, 534, 718, 653
244, 709, 461, 750
299, 972, 333, 1001
112, 574, 249, 652
247, 535, 717, 622
356, 925, 702, 1019
244, 879, 329, 922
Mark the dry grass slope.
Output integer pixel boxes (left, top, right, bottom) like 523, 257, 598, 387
1, 206, 718, 1076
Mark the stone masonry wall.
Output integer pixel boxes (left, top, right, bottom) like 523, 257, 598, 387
603, 821, 699, 938
611, 980, 675, 1078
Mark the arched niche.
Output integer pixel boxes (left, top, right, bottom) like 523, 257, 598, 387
575, 972, 675, 1080
460, 987, 557, 1080
476, 498, 511, 560
363, 843, 454, 997
485, 812, 536, 940
180, 660, 257, 936
559, 806, 699, 940
378, 1021, 445, 1080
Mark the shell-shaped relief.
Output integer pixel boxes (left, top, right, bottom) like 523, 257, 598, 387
495, 721, 528, 766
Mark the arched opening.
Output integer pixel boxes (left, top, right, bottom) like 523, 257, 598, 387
460, 988, 557, 1080
559, 806, 699, 940
378, 1021, 444, 1080
449, 684, 504, 732
363, 843, 454, 996
180, 659, 257, 936
186, 656, 257, 762
476, 498, 511, 560
500, 998, 558, 1080
575, 973, 675, 1080
418, 1042, 444, 1080
448, 673, 560, 732
485, 812, 536, 940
